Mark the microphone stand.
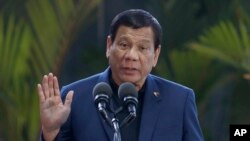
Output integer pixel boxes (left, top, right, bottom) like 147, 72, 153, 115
100, 106, 121, 141
112, 111, 136, 141
112, 118, 121, 141
97, 104, 121, 141
111, 105, 137, 141
119, 112, 136, 128
98, 101, 135, 141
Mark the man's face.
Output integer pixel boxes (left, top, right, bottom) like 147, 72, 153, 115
106, 25, 161, 90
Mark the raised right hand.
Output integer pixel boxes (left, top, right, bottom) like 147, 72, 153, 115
37, 73, 74, 141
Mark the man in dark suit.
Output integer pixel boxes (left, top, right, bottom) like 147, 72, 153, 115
37, 9, 204, 141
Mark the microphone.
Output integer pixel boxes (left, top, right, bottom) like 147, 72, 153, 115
118, 82, 138, 127
93, 82, 113, 127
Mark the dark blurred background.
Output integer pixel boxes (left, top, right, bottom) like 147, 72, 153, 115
0, 0, 250, 140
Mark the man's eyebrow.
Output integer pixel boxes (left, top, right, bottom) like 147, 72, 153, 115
117, 35, 129, 39
117, 35, 152, 43
115, 36, 129, 41
138, 39, 151, 43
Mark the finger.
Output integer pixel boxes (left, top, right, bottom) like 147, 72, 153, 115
53, 76, 60, 96
37, 84, 45, 104
48, 73, 54, 97
42, 75, 50, 99
64, 91, 74, 108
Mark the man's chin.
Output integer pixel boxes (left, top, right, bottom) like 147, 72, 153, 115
120, 76, 139, 84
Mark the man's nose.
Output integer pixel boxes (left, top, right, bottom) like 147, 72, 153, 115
125, 47, 139, 61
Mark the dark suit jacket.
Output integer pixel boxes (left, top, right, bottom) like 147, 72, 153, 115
53, 68, 204, 141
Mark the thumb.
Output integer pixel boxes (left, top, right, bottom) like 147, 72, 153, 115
64, 90, 74, 107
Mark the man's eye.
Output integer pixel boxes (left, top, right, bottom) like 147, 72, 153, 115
119, 42, 128, 48
140, 46, 149, 51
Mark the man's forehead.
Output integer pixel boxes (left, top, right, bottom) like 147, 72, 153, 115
115, 26, 154, 42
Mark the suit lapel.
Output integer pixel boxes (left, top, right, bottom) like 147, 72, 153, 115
139, 75, 162, 141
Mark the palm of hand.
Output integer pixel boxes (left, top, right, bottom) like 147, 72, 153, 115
37, 73, 74, 133
41, 95, 70, 132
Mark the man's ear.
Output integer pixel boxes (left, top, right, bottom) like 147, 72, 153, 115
106, 36, 112, 58
153, 45, 161, 67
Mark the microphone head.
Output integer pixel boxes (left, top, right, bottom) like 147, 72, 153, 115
93, 82, 113, 104
118, 82, 138, 106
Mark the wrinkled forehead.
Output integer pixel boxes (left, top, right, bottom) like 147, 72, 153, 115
114, 25, 155, 44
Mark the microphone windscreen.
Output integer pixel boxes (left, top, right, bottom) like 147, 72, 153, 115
118, 82, 138, 100
92, 82, 113, 98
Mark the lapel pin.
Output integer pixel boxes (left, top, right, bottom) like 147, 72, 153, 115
153, 92, 160, 97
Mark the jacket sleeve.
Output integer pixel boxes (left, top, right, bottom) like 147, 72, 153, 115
182, 89, 204, 141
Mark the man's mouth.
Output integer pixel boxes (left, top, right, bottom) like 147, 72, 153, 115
121, 67, 138, 75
